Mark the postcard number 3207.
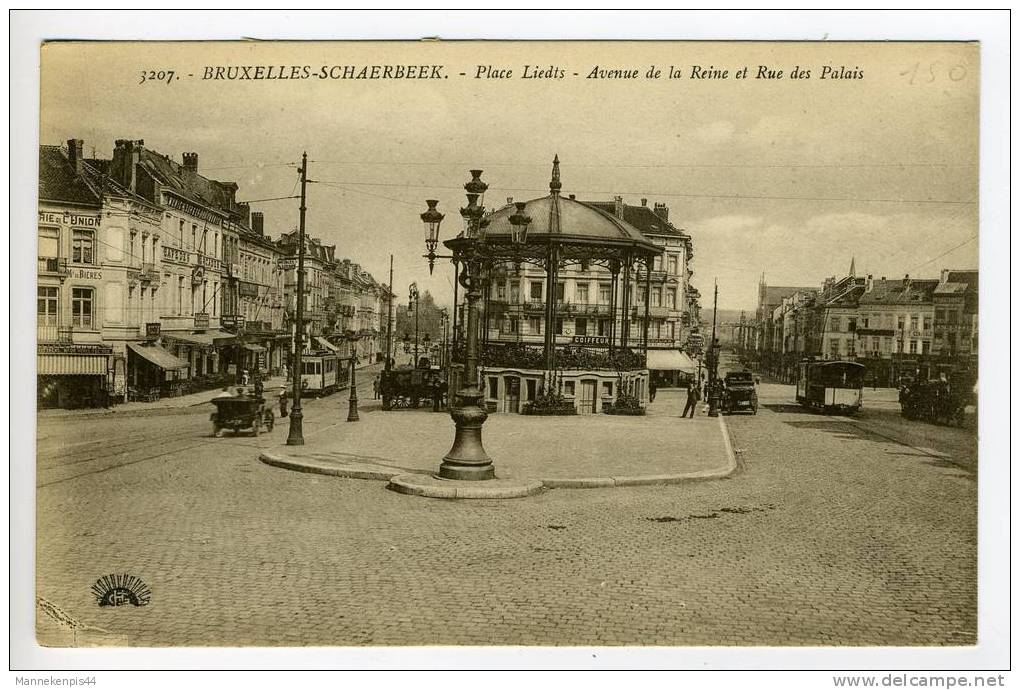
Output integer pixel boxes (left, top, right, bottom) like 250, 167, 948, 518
139, 70, 177, 85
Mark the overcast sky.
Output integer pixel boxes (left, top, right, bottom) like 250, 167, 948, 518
40, 41, 978, 311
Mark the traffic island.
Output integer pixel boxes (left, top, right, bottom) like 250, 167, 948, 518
257, 389, 737, 497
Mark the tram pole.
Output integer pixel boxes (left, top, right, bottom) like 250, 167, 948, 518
286, 152, 308, 446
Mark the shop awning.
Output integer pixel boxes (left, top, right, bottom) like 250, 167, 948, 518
127, 342, 190, 371
646, 349, 697, 373
242, 343, 266, 353
315, 337, 340, 353
164, 329, 237, 347
38, 353, 109, 376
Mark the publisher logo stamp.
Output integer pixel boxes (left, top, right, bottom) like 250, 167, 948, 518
91, 574, 152, 607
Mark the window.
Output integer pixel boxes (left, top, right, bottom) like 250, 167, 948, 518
555, 318, 564, 335
830, 317, 840, 332
576, 283, 589, 303
38, 286, 59, 325
530, 281, 543, 301
829, 339, 840, 357
179, 219, 185, 246
487, 377, 498, 399
192, 225, 198, 250
598, 284, 612, 304
71, 287, 94, 328
178, 276, 184, 315
910, 316, 918, 331
637, 289, 645, 305
556, 283, 565, 301
847, 318, 857, 332
651, 289, 661, 307
922, 340, 930, 355
653, 255, 663, 271
846, 339, 855, 355
72, 230, 94, 264
871, 337, 880, 352
526, 379, 537, 402
39, 227, 59, 259
575, 318, 587, 336
666, 288, 676, 308
509, 283, 520, 303
508, 317, 518, 334
935, 309, 946, 323
496, 283, 506, 300
909, 340, 918, 354
897, 316, 905, 331
923, 316, 932, 331
597, 319, 609, 337
883, 337, 892, 350
948, 310, 959, 325
602, 381, 613, 396
564, 381, 575, 396
668, 256, 678, 275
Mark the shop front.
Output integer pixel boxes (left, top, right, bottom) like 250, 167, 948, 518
127, 341, 191, 399
37, 343, 113, 409
162, 329, 238, 390
646, 348, 698, 388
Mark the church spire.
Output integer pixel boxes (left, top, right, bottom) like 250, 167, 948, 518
849, 256, 856, 277
549, 154, 562, 196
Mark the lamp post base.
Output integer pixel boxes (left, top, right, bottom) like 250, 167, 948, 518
438, 386, 494, 481
286, 408, 305, 445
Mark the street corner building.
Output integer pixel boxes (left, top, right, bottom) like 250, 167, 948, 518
37, 139, 393, 409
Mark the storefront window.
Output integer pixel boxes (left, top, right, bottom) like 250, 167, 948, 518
72, 230, 94, 264
71, 287, 94, 328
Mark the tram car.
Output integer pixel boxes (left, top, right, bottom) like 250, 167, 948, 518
299, 351, 351, 396
796, 360, 865, 414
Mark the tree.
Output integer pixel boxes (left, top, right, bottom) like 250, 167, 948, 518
395, 289, 448, 345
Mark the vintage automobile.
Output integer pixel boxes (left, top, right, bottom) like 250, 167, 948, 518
721, 371, 758, 414
380, 364, 447, 410
210, 394, 275, 436
900, 373, 974, 426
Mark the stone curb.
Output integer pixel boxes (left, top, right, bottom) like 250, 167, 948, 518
388, 473, 544, 500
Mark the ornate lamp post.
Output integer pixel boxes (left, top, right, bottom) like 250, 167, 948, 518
422, 333, 432, 362
419, 176, 530, 480
409, 282, 420, 367
344, 329, 360, 422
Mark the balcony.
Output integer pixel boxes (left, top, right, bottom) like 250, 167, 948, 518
38, 257, 69, 277
37, 322, 73, 343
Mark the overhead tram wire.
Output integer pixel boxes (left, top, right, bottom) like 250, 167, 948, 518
309, 178, 977, 207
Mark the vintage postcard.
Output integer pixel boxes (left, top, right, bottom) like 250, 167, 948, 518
20, 29, 1003, 670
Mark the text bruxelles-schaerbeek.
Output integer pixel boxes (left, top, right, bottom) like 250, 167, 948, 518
201, 65, 448, 80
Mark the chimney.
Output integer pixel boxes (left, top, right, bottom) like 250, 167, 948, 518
641, 198, 648, 206
613, 195, 624, 220
111, 139, 144, 192
251, 211, 264, 236
653, 202, 669, 222
866, 274, 874, 292
182, 152, 198, 173
66, 139, 84, 175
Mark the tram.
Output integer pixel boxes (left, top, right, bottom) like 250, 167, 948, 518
299, 351, 350, 396
796, 360, 865, 414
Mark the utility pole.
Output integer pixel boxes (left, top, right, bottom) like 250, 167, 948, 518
386, 254, 394, 372
286, 152, 308, 446
708, 279, 721, 417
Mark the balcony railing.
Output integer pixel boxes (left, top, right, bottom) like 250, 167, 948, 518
38, 257, 69, 275
37, 323, 74, 343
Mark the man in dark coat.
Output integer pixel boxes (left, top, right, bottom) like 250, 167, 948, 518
682, 380, 701, 418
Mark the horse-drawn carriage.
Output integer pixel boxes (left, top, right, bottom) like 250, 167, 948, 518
899, 372, 974, 426
211, 395, 275, 436
381, 364, 447, 410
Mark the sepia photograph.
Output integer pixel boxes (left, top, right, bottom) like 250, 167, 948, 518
10, 9, 1010, 678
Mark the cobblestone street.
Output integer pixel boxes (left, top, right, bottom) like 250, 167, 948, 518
36, 369, 976, 647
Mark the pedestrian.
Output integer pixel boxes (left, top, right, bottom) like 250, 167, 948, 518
253, 371, 264, 397
241, 369, 250, 386
373, 375, 380, 400
279, 389, 289, 417
682, 380, 701, 418
649, 378, 657, 403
